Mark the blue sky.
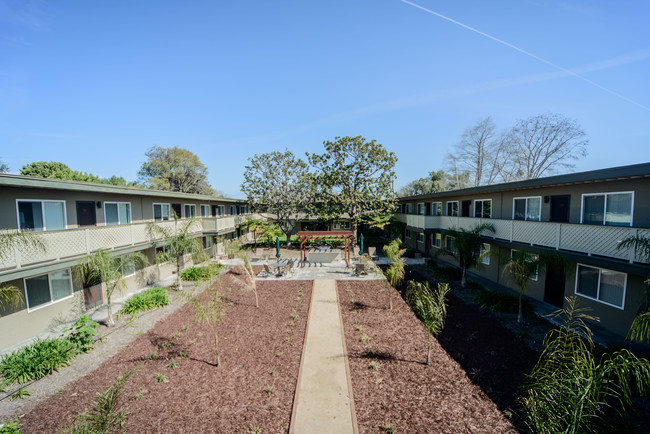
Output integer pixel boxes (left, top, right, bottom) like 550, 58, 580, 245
1, 0, 649, 198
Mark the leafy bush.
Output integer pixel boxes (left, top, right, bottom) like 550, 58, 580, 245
473, 288, 534, 317
432, 265, 462, 282
0, 338, 77, 384
120, 287, 169, 316
64, 315, 99, 353
0, 419, 21, 433
405, 281, 451, 364
180, 264, 223, 281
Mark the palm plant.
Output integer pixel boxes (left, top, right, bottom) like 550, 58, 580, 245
147, 218, 204, 291
78, 250, 147, 326
521, 296, 650, 433
235, 249, 259, 308
0, 230, 44, 315
436, 223, 495, 288
383, 239, 406, 310
405, 281, 450, 365
617, 235, 650, 343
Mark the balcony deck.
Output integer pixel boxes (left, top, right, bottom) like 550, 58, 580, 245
395, 213, 650, 264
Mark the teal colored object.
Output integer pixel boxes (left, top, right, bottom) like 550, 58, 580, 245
276, 236, 281, 258
359, 233, 364, 255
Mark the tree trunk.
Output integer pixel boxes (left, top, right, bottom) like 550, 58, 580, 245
518, 289, 524, 324
176, 256, 183, 291
388, 287, 393, 310
427, 332, 431, 365
106, 299, 115, 327
214, 327, 221, 367
461, 268, 467, 289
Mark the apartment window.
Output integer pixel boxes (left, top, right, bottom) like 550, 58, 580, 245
17, 200, 66, 231
575, 264, 626, 309
24, 269, 73, 311
581, 192, 633, 227
513, 197, 541, 221
333, 222, 351, 230
203, 236, 213, 249
446, 201, 459, 216
153, 203, 171, 221
215, 205, 225, 216
230, 205, 237, 215
432, 233, 442, 248
417, 203, 425, 215
397, 204, 403, 213
184, 204, 197, 218
405, 229, 412, 239
417, 232, 424, 243
105, 202, 131, 226
479, 244, 490, 265
404, 204, 413, 214
445, 235, 456, 253
474, 199, 492, 218
510, 250, 538, 281
200, 205, 210, 217
431, 202, 442, 216
121, 260, 135, 277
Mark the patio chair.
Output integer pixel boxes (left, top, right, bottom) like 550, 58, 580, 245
355, 262, 368, 276
282, 261, 294, 277
368, 246, 377, 259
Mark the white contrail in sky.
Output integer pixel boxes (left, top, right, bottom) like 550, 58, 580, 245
399, 0, 650, 112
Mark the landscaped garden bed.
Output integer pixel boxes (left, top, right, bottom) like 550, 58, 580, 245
338, 277, 537, 433
16, 268, 312, 433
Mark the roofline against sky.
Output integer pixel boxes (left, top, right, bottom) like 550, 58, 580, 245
0, 173, 246, 203
400, 162, 650, 201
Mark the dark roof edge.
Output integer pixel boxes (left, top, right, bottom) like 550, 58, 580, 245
0, 174, 245, 203
400, 162, 650, 201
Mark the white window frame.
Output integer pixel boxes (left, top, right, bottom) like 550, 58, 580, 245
474, 199, 492, 219
203, 236, 213, 249
432, 233, 442, 248
184, 204, 197, 219
23, 269, 74, 312
200, 204, 211, 218
404, 203, 413, 214
230, 205, 237, 215
446, 201, 459, 217
513, 196, 542, 221
580, 191, 634, 227
153, 203, 171, 221
16, 199, 68, 231
417, 232, 424, 243
417, 203, 425, 215
510, 249, 538, 281
120, 258, 136, 277
215, 205, 225, 216
574, 263, 627, 310
104, 202, 132, 226
431, 202, 442, 216
479, 243, 490, 265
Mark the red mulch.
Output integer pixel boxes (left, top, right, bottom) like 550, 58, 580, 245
338, 279, 521, 433
19, 269, 312, 433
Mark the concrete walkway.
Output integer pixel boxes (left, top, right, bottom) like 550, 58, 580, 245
290, 279, 358, 434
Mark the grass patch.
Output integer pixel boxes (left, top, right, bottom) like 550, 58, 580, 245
120, 287, 169, 316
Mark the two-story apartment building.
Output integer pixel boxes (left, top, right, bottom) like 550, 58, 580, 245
0, 174, 251, 351
397, 162, 650, 339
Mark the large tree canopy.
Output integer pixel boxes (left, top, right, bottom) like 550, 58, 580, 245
398, 170, 449, 197
20, 161, 138, 186
138, 146, 215, 195
241, 150, 315, 246
307, 136, 398, 239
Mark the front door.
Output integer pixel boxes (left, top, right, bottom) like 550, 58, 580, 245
550, 195, 570, 223
76, 201, 96, 227
171, 203, 182, 219
461, 200, 471, 217
544, 263, 565, 308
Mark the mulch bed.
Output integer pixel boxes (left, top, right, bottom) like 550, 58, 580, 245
338, 278, 526, 433
18, 268, 312, 433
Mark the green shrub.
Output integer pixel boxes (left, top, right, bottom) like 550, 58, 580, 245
433, 265, 462, 282
473, 288, 534, 317
180, 264, 223, 281
64, 315, 99, 353
0, 419, 21, 433
0, 338, 77, 384
120, 287, 169, 316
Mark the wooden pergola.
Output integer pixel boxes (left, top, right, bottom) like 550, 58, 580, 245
297, 230, 355, 268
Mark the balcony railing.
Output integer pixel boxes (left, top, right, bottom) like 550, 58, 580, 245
0, 216, 247, 274
395, 213, 650, 264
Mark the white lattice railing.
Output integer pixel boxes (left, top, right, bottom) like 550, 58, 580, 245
394, 213, 650, 264
0, 217, 241, 273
